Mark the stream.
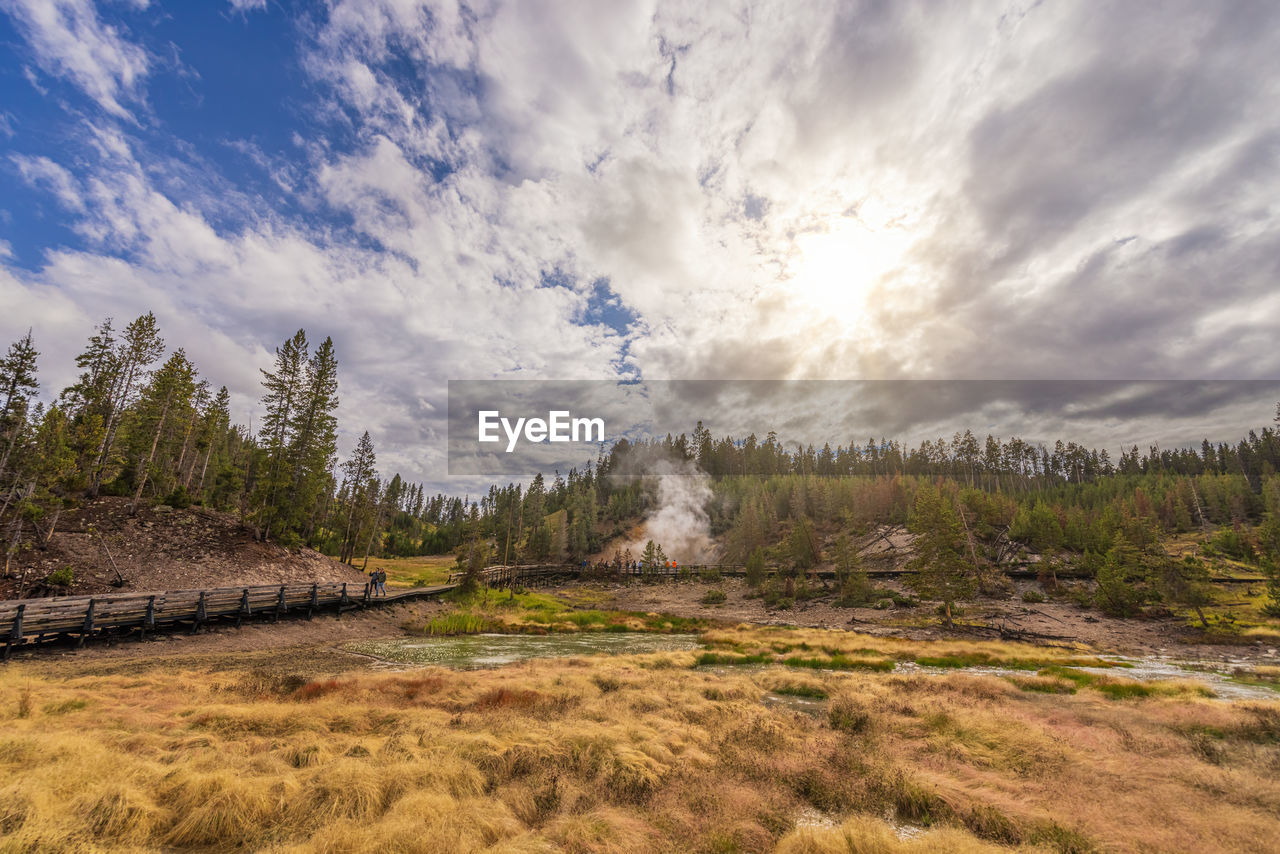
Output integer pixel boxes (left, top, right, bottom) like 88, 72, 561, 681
344, 631, 700, 669
344, 633, 1280, 700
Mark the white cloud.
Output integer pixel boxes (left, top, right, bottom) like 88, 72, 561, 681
3, 0, 1279, 488
1, 0, 150, 119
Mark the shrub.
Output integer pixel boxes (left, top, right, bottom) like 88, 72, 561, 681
828, 696, 875, 734
1022, 589, 1046, 604
162, 486, 193, 509
837, 571, 873, 607
700, 588, 727, 605
592, 674, 622, 693
1206, 527, 1257, 562
47, 566, 74, 587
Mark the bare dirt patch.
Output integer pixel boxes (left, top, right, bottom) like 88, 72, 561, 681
3, 496, 366, 597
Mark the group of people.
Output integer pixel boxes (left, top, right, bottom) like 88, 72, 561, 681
584, 558, 680, 572
368, 567, 387, 597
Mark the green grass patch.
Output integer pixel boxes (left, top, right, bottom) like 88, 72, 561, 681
41, 698, 89, 714
1093, 680, 1159, 699
1036, 665, 1213, 700
916, 653, 1116, 670
641, 614, 707, 633
1004, 674, 1078, 694
423, 613, 496, 636
769, 682, 829, 699
562, 609, 612, 627
783, 655, 895, 672
695, 651, 773, 667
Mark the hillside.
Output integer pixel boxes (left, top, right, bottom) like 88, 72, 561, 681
2, 497, 368, 598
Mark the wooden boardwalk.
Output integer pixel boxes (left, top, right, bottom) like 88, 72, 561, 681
0, 580, 454, 660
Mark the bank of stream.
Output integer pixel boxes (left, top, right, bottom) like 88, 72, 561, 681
344, 631, 1280, 701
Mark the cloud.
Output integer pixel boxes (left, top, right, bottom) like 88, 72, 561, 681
2, 0, 1279, 491
1, 0, 150, 119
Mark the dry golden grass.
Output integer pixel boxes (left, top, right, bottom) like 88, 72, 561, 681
0, 626, 1277, 852
372, 554, 457, 588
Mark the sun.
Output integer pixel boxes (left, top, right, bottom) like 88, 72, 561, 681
785, 212, 915, 319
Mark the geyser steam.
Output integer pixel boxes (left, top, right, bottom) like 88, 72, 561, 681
626, 458, 716, 563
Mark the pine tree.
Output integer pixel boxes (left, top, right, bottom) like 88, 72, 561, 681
641, 539, 667, 573
0, 330, 39, 499
1258, 477, 1280, 617
255, 329, 309, 540
789, 516, 819, 569
282, 336, 339, 542
26, 405, 76, 543
127, 349, 198, 513
1094, 532, 1149, 617
1155, 555, 1213, 628
0, 329, 39, 425
339, 431, 377, 564
60, 319, 116, 418
744, 546, 766, 588
835, 532, 872, 606
91, 313, 164, 495
904, 483, 976, 626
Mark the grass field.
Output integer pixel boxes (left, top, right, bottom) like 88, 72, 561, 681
2, 621, 1278, 852
414, 589, 706, 636
365, 554, 457, 588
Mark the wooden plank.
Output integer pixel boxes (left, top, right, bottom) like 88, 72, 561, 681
78, 600, 95, 649
4, 604, 24, 660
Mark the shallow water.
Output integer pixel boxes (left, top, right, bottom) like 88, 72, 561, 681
1082, 656, 1279, 702
762, 692, 828, 717
345, 632, 700, 669
345, 632, 1280, 701
897, 657, 1279, 702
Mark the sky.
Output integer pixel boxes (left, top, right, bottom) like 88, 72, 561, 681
2, 1, 1278, 490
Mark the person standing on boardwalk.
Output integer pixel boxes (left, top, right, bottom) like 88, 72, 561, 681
375, 568, 387, 597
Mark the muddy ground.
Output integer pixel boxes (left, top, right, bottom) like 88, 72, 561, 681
586, 578, 1280, 663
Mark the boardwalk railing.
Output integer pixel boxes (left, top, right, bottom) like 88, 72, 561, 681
0, 580, 454, 660
457, 561, 1069, 589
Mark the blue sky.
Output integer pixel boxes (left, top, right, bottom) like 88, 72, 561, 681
2, 3, 300, 260
2, 1, 1278, 489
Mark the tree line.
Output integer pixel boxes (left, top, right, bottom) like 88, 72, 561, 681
1, 318, 393, 572
3, 319, 1280, 621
